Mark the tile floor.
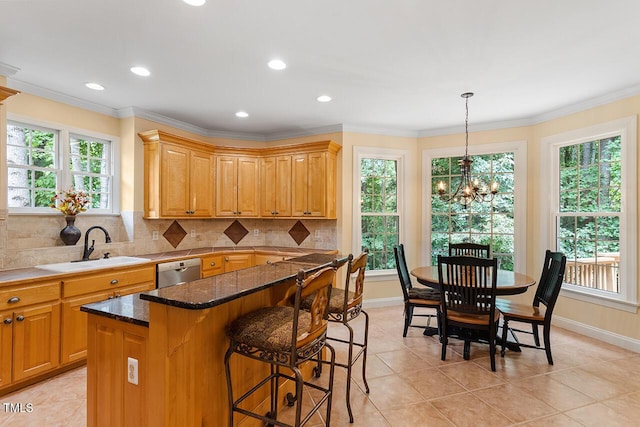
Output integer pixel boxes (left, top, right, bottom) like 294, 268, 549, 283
2, 304, 640, 426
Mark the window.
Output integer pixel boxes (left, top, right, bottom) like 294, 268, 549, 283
423, 141, 527, 271
430, 152, 515, 269
544, 117, 637, 310
7, 123, 58, 208
7, 119, 118, 214
353, 147, 407, 273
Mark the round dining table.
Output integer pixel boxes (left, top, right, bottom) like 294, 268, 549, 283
410, 266, 536, 295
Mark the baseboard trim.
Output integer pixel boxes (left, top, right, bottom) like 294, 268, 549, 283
553, 315, 640, 353
362, 296, 403, 309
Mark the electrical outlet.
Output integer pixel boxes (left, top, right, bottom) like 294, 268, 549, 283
152, 231, 159, 241
127, 357, 138, 385
253, 229, 259, 236
190, 229, 196, 238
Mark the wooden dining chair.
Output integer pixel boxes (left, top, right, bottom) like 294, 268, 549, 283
438, 255, 499, 371
449, 242, 491, 258
498, 250, 566, 364
394, 244, 441, 337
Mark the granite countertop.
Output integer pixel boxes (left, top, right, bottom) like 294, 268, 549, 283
81, 253, 347, 326
140, 253, 348, 310
0, 246, 337, 288
81, 294, 150, 327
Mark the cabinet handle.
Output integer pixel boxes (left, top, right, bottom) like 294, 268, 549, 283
3, 318, 12, 325
210, 262, 216, 266
110, 279, 119, 285
7, 296, 20, 304
16, 315, 25, 322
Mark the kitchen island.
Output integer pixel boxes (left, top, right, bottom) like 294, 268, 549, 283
81, 253, 347, 427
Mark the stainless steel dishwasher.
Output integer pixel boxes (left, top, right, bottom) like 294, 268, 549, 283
156, 258, 202, 288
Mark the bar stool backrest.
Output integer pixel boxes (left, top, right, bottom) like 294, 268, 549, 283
341, 250, 368, 313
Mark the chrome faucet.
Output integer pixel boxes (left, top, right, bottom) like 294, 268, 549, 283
82, 226, 112, 261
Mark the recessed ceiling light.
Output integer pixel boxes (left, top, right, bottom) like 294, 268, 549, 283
130, 66, 151, 77
85, 82, 105, 91
235, 111, 249, 118
267, 59, 287, 70
317, 95, 332, 103
183, 0, 206, 5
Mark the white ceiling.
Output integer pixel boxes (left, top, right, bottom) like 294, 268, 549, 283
2, 0, 640, 140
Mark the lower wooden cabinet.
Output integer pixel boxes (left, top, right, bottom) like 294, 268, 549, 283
224, 254, 253, 272
60, 267, 155, 365
201, 254, 224, 278
1, 302, 61, 385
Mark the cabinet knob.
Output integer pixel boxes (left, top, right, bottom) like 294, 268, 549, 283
7, 296, 20, 304
225, 257, 229, 262
115, 293, 121, 298
108, 296, 114, 299
266, 260, 272, 264
110, 279, 119, 285
3, 318, 12, 325
210, 262, 216, 266
237, 211, 242, 215
16, 315, 25, 322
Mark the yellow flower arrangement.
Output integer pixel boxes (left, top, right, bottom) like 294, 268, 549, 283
50, 187, 90, 216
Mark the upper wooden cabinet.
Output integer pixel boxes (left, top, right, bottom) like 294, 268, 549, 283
140, 131, 215, 219
215, 156, 259, 217
139, 130, 341, 219
260, 155, 292, 217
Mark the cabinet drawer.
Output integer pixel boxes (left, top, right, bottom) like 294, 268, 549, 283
202, 254, 224, 278
62, 266, 155, 298
0, 282, 60, 310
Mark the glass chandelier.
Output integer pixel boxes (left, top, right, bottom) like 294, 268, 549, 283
437, 92, 499, 209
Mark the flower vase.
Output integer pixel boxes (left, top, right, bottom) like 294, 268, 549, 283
60, 215, 81, 246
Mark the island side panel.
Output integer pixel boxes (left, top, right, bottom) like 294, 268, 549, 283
147, 284, 285, 426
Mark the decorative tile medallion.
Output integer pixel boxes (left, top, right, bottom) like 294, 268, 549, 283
163, 220, 187, 248
224, 220, 249, 244
288, 221, 310, 245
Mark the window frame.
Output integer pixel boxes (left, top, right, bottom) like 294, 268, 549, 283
353, 146, 408, 277
541, 116, 637, 312
7, 115, 120, 215
422, 140, 528, 271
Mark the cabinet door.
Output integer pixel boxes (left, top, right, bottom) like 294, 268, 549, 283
260, 157, 277, 216
224, 254, 253, 272
306, 151, 327, 216
13, 302, 60, 382
274, 155, 292, 216
61, 292, 112, 364
160, 144, 190, 217
236, 157, 259, 216
0, 310, 12, 388
215, 156, 238, 216
291, 154, 308, 216
189, 150, 214, 217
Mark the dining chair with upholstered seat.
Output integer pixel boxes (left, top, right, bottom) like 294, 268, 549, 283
498, 250, 566, 365
449, 242, 491, 258
224, 265, 338, 427
394, 244, 441, 337
438, 255, 499, 371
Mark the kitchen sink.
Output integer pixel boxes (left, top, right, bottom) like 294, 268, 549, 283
35, 256, 151, 273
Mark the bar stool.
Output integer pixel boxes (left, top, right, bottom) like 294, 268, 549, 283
224, 265, 337, 427
306, 251, 369, 423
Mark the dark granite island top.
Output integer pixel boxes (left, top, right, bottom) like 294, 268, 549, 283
139, 252, 348, 310
81, 253, 347, 324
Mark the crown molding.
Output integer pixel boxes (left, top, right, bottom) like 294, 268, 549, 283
0, 62, 20, 77
7, 78, 118, 117
7, 75, 640, 141
342, 124, 419, 138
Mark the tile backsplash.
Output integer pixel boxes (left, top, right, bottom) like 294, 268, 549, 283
0, 212, 338, 270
